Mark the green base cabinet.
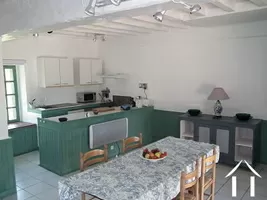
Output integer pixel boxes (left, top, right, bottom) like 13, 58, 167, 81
8, 125, 38, 156
0, 138, 16, 199
38, 107, 153, 176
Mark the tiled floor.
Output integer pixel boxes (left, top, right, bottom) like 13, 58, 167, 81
3, 151, 267, 200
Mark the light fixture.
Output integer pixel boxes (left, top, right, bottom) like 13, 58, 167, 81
110, 0, 121, 6
102, 35, 106, 41
153, 10, 166, 22
85, 0, 97, 16
33, 33, 39, 37
47, 31, 53, 34
93, 34, 97, 42
172, 0, 201, 14
189, 4, 201, 14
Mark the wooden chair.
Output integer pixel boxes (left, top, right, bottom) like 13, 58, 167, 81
122, 133, 142, 153
200, 148, 217, 200
177, 160, 199, 200
80, 145, 108, 200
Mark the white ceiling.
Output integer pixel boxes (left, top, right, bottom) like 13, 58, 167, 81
2, 0, 267, 41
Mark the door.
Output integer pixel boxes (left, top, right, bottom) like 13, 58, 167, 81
212, 126, 235, 165
79, 59, 92, 85
60, 58, 74, 86
44, 58, 60, 87
91, 59, 103, 84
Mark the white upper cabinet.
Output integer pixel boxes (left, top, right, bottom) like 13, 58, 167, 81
74, 58, 103, 85
79, 59, 92, 85
37, 57, 74, 88
38, 57, 61, 87
91, 59, 103, 84
59, 58, 74, 86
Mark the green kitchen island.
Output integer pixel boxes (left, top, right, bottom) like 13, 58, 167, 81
38, 107, 154, 176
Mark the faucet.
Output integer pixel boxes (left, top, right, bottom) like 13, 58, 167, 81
29, 99, 36, 108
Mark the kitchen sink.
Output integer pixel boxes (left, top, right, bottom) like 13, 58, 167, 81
37, 103, 79, 109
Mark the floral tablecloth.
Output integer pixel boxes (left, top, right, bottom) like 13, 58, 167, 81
59, 136, 220, 200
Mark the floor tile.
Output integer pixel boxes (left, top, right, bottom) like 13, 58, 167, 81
15, 173, 31, 182
242, 191, 267, 200
16, 186, 22, 192
16, 177, 41, 189
24, 182, 54, 195
3, 190, 33, 200
216, 183, 246, 200
35, 188, 59, 200
24, 197, 40, 200
34, 171, 60, 181
24, 166, 48, 177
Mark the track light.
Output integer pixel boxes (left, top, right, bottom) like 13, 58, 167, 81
85, 0, 97, 16
93, 34, 97, 42
172, 0, 201, 14
189, 4, 201, 14
153, 10, 166, 22
110, 0, 121, 6
102, 35, 106, 41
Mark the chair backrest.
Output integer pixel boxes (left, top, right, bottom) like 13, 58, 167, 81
180, 159, 199, 200
122, 133, 142, 153
201, 148, 217, 177
80, 144, 108, 172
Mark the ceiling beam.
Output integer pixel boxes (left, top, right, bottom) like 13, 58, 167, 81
249, 0, 267, 6
61, 29, 121, 37
91, 23, 151, 34
133, 15, 188, 29
114, 18, 169, 31
78, 25, 139, 35
68, 26, 134, 36
211, 0, 235, 12
104, 21, 156, 32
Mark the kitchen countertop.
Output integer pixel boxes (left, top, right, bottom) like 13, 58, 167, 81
8, 122, 36, 130
46, 107, 122, 122
33, 101, 105, 111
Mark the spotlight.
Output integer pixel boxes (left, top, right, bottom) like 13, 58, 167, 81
110, 0, 121, 6
85, 0, 97, 16
93, 34, 97, 42
190, 4, 201, 14
102, 35, 106, 41
33, 33, 39, 37
172, 0, 201, 14
47, 31, 53, 34
153, 10, 166, 22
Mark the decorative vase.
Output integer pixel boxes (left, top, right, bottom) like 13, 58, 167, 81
214, 100, 223, 118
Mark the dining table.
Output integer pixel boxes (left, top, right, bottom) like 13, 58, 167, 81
59, 136, 220, 200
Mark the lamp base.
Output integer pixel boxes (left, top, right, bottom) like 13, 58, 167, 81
214, 100, 223, 118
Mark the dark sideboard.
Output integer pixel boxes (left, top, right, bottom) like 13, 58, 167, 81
178, 114, 261, 167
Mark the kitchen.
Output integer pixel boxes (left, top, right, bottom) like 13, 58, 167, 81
1, 0, 267, 200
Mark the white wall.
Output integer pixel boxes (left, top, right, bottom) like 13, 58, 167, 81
2, 36, 100, 122
0, 41, 8, 139
100, 20, 267, 119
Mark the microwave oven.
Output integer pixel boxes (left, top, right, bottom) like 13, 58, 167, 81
76, 92, 96, 103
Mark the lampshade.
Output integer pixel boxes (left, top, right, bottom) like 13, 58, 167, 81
208, 87, 229, 100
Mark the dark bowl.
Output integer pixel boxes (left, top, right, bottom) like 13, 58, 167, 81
58, 117, 68, 122
188, 109, 201, 116
93, 110, 99, 115
236, 113, 251, 121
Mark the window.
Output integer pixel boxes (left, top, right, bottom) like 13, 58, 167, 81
3, 65, 20, 123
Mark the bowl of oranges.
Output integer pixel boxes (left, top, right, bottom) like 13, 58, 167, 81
141, 148, 167, 162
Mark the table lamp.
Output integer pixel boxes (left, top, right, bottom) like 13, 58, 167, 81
208, 87, 229, 118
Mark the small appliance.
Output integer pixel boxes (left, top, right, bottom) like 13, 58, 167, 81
76, 92, 96, 103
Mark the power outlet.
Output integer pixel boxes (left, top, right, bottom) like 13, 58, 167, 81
110, 145, 114, 150
139, 83, 148, 90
